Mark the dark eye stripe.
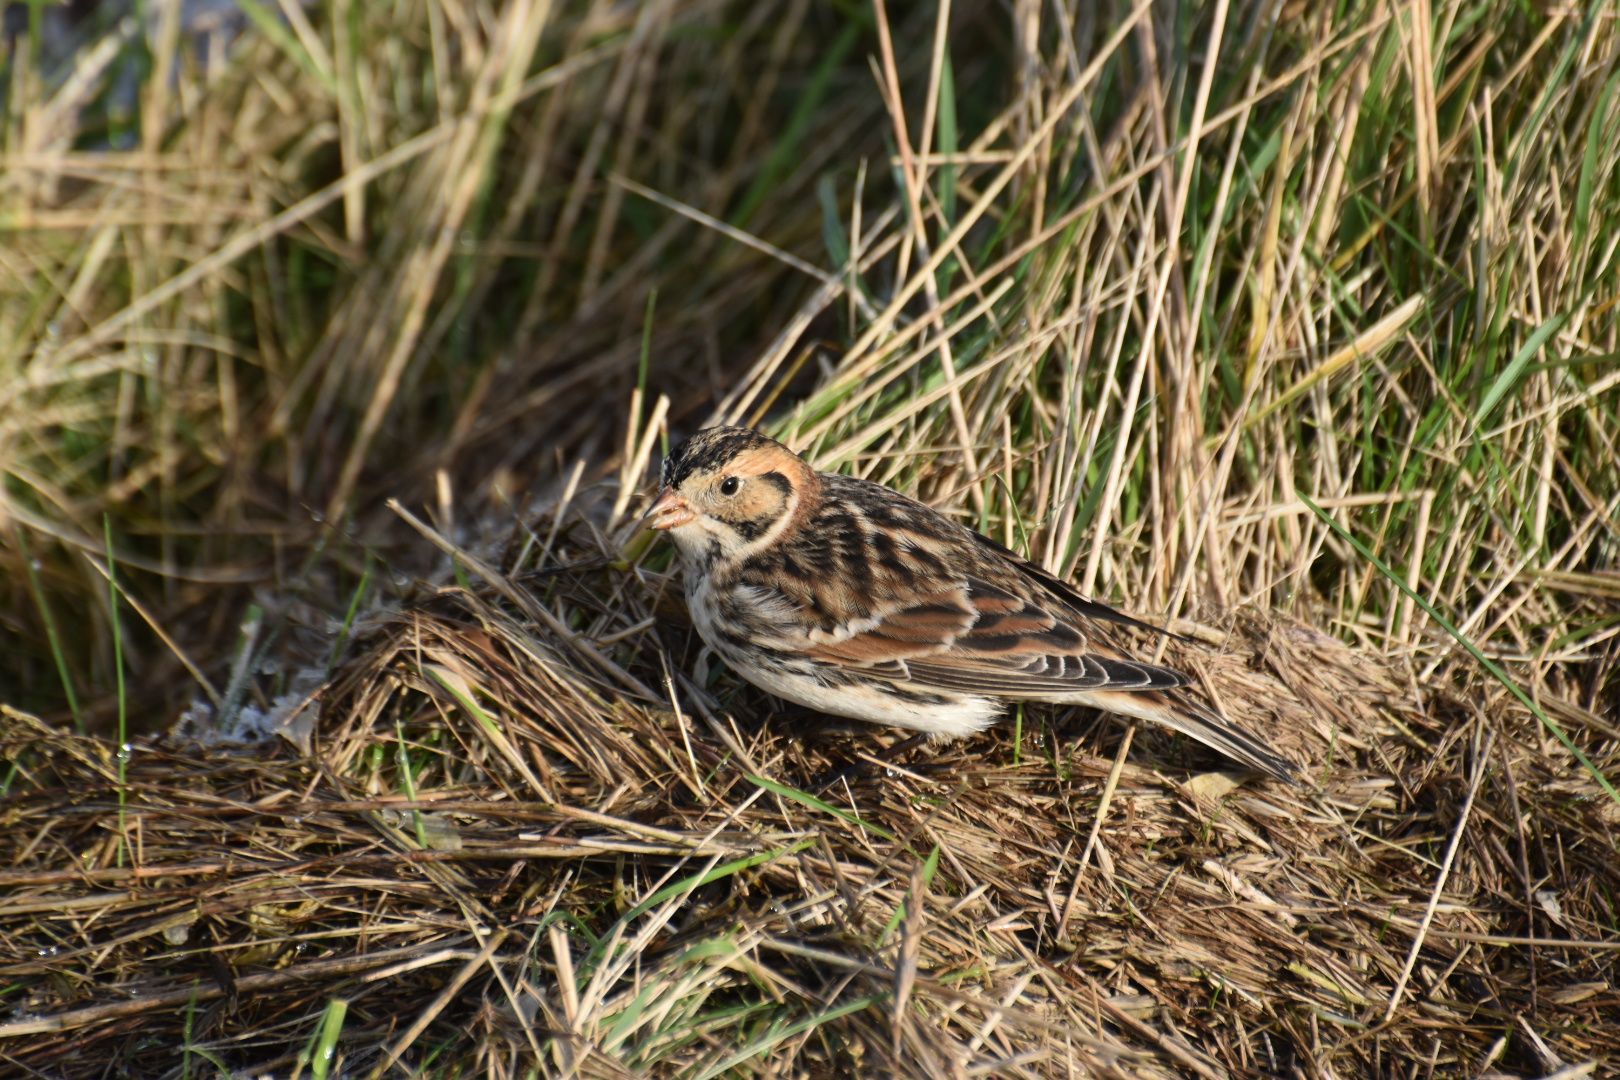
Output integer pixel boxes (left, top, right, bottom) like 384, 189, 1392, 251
759, 470, 791, 497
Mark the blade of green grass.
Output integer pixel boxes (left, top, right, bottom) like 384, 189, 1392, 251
104, 516, 127, 866
747, 773, 897, 840
294, 997, 350, 1080
731, 15, 867, 228
1574, 69, 1620, 246
1472, 313, 1566, 429
878, 844, 941, 945
15, 526, 82, 731
327, 555, 374, 672
234, 0, 337, 93
693, 993, 887, 1080
1298, 490, 1619, 807
620, 839, 817, 928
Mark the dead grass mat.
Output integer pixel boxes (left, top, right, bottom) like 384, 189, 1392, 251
2, 552, 1618, 1077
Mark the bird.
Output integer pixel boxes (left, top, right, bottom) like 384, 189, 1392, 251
646, 426, 1299, 783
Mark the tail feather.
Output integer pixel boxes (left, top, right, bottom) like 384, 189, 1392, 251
1069, 688, 1301, 784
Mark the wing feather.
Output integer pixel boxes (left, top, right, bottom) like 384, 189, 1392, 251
802, 576, 1187, 698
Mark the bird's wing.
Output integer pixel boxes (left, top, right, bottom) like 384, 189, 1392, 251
969, 531, 1195, 643
803, 576, 1188, 697
799, 575, 1299, 783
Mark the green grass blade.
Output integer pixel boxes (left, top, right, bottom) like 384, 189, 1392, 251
1298, 490, 1619, 807
296, 997, 349, 1080
105, 516, 128, 867
234, 0, 336, 93
879, 843, 941, 945
615, 839, 817, 930
747, 773, 896, 840
327, 555, 374, 672
1472, 313, 1566, 429
1574, 69, 1620, 246
15, 527, 82, 731
693, 993, 887, 1080
731, 16, 865, 227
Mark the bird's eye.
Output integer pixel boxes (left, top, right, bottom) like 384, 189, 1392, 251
719, 476, 740, 496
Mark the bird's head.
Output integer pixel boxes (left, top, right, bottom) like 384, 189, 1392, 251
648, 427, 817, 563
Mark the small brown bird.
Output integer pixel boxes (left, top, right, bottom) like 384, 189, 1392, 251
648, 427, 1298, 782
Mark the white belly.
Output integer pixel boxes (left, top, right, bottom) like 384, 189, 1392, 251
684, 577, 1000, 739
737, 658, 1001, 737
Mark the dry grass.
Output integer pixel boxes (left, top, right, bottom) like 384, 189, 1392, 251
3, 0, 1620, 1075
3, 513, 1617, 1075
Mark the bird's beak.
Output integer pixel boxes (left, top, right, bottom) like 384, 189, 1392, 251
647, 488, 695, 531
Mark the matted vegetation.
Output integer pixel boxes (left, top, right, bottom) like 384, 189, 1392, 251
2, 0, 1618, 1076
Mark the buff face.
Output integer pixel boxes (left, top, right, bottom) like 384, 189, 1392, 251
651, 431, 805, 561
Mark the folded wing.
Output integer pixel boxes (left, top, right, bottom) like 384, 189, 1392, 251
804, 577, 1187, 698
801, 573, 1299, 782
